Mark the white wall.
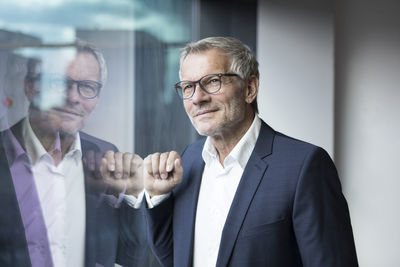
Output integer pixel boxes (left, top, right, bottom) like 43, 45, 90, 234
258, 0, 400, 266
335, 1, 400, 266
257, 0, 334, 156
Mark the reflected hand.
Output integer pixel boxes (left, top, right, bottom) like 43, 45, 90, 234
83, 150, 144, 197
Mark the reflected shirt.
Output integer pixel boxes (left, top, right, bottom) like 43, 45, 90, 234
2, 128, 53, 267
4, 118, 86, 267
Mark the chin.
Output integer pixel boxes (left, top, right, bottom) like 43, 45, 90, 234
195, 129, 209, 137
190, 117, 218, 136
60, 123, 82, 136
194, 124, 218, 137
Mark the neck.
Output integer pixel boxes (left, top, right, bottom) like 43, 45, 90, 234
29, 118, 75, 160
211, 112, 255, 166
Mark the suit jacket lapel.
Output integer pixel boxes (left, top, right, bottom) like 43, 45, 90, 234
80, 137, 98, 267
174, 143, 205, 267
83, 192, 98, 267
216, 122, 275, 267
0, 135, 32, 266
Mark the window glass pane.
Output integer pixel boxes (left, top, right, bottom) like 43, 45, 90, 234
0, 1, 192, 266
0, 0, 193, 152
133, 0, 196, 156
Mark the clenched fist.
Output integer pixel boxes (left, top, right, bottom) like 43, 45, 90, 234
144, 151, 183, 197
84, 150, 144, 197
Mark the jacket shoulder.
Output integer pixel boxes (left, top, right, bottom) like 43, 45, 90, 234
181, 138, 206, 155
79, 131, 118, 153
273, 131, 325, 155
268, 131, 335, 176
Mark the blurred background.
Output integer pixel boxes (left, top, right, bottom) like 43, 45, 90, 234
0, 0, 399, 266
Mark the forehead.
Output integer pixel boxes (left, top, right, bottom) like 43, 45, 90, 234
180, 49, 231, 80
66, 52, 100, 81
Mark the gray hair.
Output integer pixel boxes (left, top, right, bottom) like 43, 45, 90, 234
75, 39, 108, 86
25, 40, 108, 88
179, 37, 259, 113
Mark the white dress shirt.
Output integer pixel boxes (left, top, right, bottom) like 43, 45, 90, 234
22, 118, 86, 267
193, 115, 261, 267
145, 116, 261, 266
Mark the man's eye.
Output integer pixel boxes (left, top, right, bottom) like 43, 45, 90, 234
80, 83, 94, 90
203, 77, 219, 85
183, 84, 193, 91
210, 78, 219, 84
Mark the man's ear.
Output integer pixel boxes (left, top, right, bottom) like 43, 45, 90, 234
24, 78, 35, 102
245, 75, 258, 104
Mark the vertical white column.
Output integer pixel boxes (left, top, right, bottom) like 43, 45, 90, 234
257, 0, 334, 156
335, 1, 400, 266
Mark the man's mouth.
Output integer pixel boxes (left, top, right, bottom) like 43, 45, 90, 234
194, 108, 218, 117
52, 108, 83, 117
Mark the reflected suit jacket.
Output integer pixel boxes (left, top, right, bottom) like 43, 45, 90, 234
0, 120, 146, 267
146, 120, 359, 267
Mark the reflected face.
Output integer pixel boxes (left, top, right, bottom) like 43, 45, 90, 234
181, 49, 249, 137
28, 52, 101, 136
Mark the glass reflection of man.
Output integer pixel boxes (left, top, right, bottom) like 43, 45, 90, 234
0, 41, 145, 267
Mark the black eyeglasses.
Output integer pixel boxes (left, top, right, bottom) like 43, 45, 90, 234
31, 74, 102, 99
174, 73, 239, 100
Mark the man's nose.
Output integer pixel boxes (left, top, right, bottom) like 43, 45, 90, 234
66, 82, 80, 102
191, 83, 210, 104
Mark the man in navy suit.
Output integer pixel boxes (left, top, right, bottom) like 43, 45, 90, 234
0, 41, 146, 267
142, 37, 359, 267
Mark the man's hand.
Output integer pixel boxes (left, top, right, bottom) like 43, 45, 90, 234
83, 150, 144, 197
144, 151, 183, 197
101, 151, 144, 197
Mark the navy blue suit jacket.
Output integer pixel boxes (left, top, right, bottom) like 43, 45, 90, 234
147, 121, 358, 267
0, 122, 146, 267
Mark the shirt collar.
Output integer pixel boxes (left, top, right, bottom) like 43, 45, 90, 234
22, 117, 82, 164
65, 132, 82, 162
202, 137, 218, 166
202, 114, 261, 169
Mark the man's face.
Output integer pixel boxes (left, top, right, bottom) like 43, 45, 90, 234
181, 49, 251, 137
28, 52, 100, 136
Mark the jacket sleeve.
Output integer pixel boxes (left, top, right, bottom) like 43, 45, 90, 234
116, 201, 149, 266
144, 195, 174, 267
292, 147, 359, 267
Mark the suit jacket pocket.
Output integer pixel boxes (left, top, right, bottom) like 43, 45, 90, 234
239, 217, 287, 238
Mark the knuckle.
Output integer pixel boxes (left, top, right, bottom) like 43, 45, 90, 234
170, 151, 179, 159
133, 154, 142, 161
151, 155, 159, 163
132, 157, 142, 166
123, 152, 132, 160
105, 150, 114, 156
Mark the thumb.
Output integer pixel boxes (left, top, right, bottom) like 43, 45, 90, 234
173, 158, 183, 182
100, 157, 109, 179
